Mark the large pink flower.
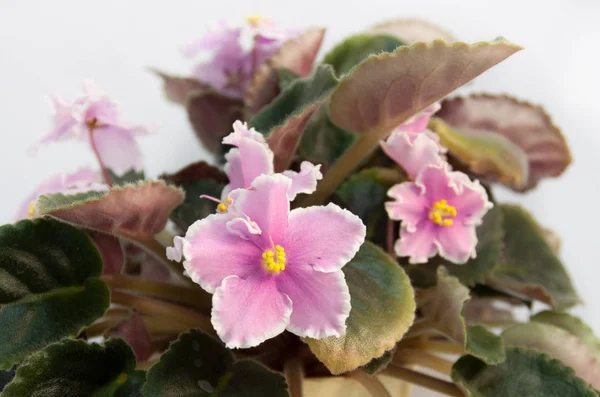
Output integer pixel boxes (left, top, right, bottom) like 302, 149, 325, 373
222, 121, 322, 201
168, 174, 366, 348
184, 17, 298, 98
386, 165, 492, 264
33, 82, 149, 175
17, 169, 108, 220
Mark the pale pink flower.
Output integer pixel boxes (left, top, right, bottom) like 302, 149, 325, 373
168, 174, 366, 348
33, 82, 149, 175
386, 165, 492, 264
399, 102, 441, 133
221, 121, 322, 201
184, 17, 298, 98
17, 169, 108, 220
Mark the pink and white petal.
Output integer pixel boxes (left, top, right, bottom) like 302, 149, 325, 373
381, 131, 444, 179
277, 265, 350, 339
435, 224, 478, 264
31, 96, 78, 150
395, 223, 438, 264
212, 275, 292, 349
230, 174, 291, 247
192, 62, 229, 92
223, 120, 268, 145
166, 236, 187, 262
282, 162, 323, 201
222, 148, 244, 199
453, 177, 493, 226
284, 203, 366, 273
226, 216, 262, 240
416, 165, 460, 204
385, 182, 428, 231
182, 213, 262, 293
399, 102, 441, 133
92, 126, 143, 174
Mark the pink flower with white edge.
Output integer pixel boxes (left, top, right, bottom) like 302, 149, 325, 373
168, 174, 366, 348
17, 169, 108, 220
33, 82, 150, 175
386, 165, 493, 264
184, 17, 298, 98
221, 120, 322, 202
399, 102, 441, 133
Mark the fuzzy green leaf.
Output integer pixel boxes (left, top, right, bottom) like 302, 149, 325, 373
108, 169, 146, 186
0, 219, 109, 369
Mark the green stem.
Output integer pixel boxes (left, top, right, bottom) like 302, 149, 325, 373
382, 365, 464, 397
283, 356, 304, 397
347, 371, 392, 397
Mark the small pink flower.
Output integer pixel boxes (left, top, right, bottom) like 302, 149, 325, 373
386, 165, 492, 264
168, 174, 366, 348
399, 102, 441, 133
33, 82, 149, 175
184, 17, 298, 98
17, 168, 108, 220
222, 121, 322, 201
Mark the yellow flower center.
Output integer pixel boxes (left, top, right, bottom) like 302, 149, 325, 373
217, 196, 233, 213
245, 14, 271, 27
262, 245, 286, 274
429, 199, 457, 227
27, 200, 36, 219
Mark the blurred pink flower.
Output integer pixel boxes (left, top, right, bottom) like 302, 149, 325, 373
168, 174, 366, 348
398, 102, 441, 133
385, 165, 492, 264
184, 17, 298, 98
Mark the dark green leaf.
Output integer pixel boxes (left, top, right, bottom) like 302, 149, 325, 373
305, 242, 416, 374
1, 338, 138, 397
115, 371, 146, 397
0, 219, 109, 369
108, 169, 146, 186
277, 68, 300, 90
323, 34, 404, 76
142, 330, 288, 397
360, 347, 396, 375
452, 347, 598, 397
488, 205, 581, 310
0, 368, 16, 392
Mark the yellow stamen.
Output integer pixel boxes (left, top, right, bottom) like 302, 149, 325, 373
262, 245, 286, 274
216, 195, 233, 213
429, 199, 457, 227
245, 14, 271, 26
27, 201, 36, 219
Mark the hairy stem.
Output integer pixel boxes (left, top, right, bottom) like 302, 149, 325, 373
383, 365, 464, 397
88, 126, 113, 186
347, 371, 392, 397
394, 349, 454, 376
401, 339, 465, 355
404, 319, 438, 339
283, 356, 304, 397
386, 219, 395, 256
142, 315, 189, 335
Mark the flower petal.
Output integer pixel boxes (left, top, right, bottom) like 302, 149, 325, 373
31, 95, 78, 150
385, 182, 428, 232
166, 236, 186, 262
399, 102, 441, 133
453, 177, 493, 226
282, 161, 323, 200
381, 131, 445, 179
230, 174, 291, 247
212, 274, 292, 348
182, 213, 262, 293
284, 203, 365, 273
435, 224, 478, 264
277, 266, 350, 338
92, 126, 143, 174
222, 149, 244, 199
415, 165, 460, 203
395, 222, 438, 264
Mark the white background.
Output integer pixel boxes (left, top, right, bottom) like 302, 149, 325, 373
1, 1, 599, 392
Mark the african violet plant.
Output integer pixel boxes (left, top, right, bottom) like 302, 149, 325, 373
0, 15, 593, 397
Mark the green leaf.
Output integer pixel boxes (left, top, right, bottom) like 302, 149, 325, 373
452, 347, 597, 397
108, 169, 146, 186
368, 18, 457, 44
277, 68, 300, 90
360, 347, 396, 375
323, 34, 405, 76
161, 162, 228, 231
0, 219, 109, 370
407, 204, 504, 287
502, 322, 600, 389
1, 338, 139, 397
115, 371, 146, 397
142, 330, 288, 396
305, 242, 416, 374
436, 94, 572, 191
36, 181, 184, 240
418, 267, 505, 364
489, 205, 581, 310
329, 40, 522, 136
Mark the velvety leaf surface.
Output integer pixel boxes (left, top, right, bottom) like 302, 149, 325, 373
359, 347, 396, 375
329, 40, 522, 137
429, 117, 530, 188
305, 242, 416, 374
369, 19, 456, 44
502, 323, 600, 389
418, 267, 505, 364
109, 313, 152, 363
161, 162, 227, 231
37, 181, 184, 240
0, 369, 15, 392
277, 68, 300, 90
1, 339, 138, 397
323, 34, 405, 76
153, 70, 210, 105
142, 330, 288, 396
452, 347, 597, 397
108, 169, 146, 186
488, 205, 580, 310
436, 94, 571, 191
244, 28, 326, 115
0, 219, 109, 369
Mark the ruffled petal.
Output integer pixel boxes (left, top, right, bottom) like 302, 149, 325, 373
284, 203, 365, 273
395, 222, 438, 264
230, 174, 291, 248
381, 131, 445, 179
182, 213, 262, 293
31, 95, 78, 150
277, 265, 350, 338
385, 182, 428, 232
92, 126, 143, 174
415, 165, 460, 204
399, 102, 441, 133
212, 274, 292, 348
282, 161, 323, 201
166, 236, 186, 262
222, 149, 244, 199
452, 177, 493, 226
435, 224, 478, 264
